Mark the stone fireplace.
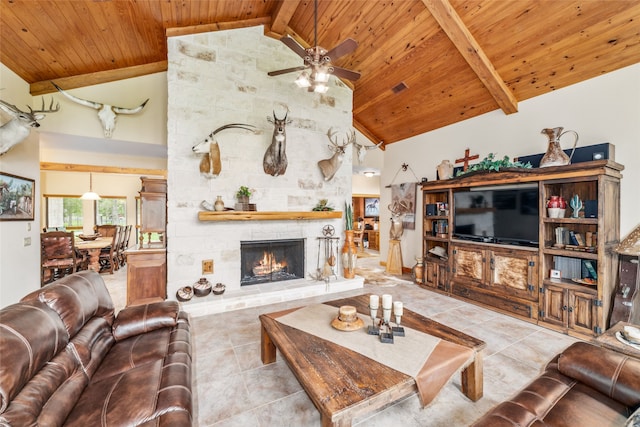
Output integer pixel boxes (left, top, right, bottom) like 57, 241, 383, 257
240, 238, 305, 286
166, 25, 360, 314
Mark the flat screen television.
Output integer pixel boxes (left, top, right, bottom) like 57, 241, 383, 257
453, 183, 539, 247
364, 198, 380, 217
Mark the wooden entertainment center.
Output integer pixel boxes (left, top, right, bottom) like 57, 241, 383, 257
421, 160, 623, 338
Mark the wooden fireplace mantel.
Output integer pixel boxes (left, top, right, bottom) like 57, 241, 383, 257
198, 211, 342, 221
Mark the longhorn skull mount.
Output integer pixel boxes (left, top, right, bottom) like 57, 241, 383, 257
51, 82, 148, 138
353, 139, 383, 164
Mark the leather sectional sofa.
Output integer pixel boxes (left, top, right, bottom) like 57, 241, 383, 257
0, 270, 192, 426
473, 341, 640, 426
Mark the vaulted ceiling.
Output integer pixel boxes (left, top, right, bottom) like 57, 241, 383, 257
2, 0, 640, 147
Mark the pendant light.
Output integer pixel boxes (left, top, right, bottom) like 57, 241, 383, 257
81, 173, 101, 200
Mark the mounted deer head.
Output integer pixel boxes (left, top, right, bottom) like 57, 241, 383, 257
192, 123, 258, 178
353, 139, 383, 164
317, 128, 355, 181
0, 98, 59, 155
263, 111, 291, 176
51, 82, 148, 138
388, 200, 408, 240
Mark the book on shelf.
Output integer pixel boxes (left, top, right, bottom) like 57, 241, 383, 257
569, 231, 579, 246
583, 260, 598, 279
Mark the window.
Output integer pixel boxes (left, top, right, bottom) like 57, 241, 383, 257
45, 196, 83, 230
96, 197, 126, 226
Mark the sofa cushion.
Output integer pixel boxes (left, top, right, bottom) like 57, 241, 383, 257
63, 352, 192, 426
473, 366, 628, 426
68, 316, 115, 379
0, 300, 68, 413
558, 341, 640, 407
112, 301, 180, 341
1, 346, 88, 426
21, 270, 115, 338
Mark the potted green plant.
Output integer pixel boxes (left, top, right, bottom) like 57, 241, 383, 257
236, 186, 252, 204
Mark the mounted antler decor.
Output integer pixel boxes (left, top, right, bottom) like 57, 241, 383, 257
264, 111, 291, 176
0, 98, 59, 155
317, 128, 355, 181
192, 123, 258, 178
51, 82, 148, 138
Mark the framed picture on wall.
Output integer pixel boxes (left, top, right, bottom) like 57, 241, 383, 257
364, 197, 380, 217
0, 172, 35, 221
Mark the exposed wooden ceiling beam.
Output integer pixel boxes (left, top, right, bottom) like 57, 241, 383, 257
41, 162, 166, 177
30, 61, 168, 96
268, 0, 301, 36
422, 0, 518, 114
353, 119, 385, 150
166, 16, 271, 38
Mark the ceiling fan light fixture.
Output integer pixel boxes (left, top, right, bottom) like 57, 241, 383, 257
313, 69, 330, 83
295, 72, 311, 88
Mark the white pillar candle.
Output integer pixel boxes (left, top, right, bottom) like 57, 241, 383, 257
393, 301, 403, 316
369, 295, 379, 309
382, 294, 392, 309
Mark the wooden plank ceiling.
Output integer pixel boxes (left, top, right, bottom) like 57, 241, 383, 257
2, 0, 639, 146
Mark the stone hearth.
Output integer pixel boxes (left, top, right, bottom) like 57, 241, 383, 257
180, 276, 364, 317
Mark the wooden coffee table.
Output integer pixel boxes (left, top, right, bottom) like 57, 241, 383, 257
259, 294, 486, 427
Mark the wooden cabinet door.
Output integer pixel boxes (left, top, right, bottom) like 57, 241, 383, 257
541, 284, 567, 328
488, 249, 538, 301
452, 245, 485, 285
126, 249, 167, 305
425, 261, 438, 288
141, 191, 166, 233
569, 290, 596, 335
436, 263, 448, 291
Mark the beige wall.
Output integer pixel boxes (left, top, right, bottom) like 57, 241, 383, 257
0, 65, 41, 306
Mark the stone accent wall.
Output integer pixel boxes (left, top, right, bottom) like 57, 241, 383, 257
166, 26, 353, 300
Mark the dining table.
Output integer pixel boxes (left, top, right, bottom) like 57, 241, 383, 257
75, 237, 112, 272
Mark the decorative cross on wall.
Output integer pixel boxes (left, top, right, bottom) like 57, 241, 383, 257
455, 148, 479, 171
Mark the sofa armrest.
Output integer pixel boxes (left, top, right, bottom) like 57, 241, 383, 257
558, 341, 640, 407
112, 301, 180, 341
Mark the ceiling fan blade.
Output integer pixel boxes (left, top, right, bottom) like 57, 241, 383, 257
267, 66, 308, 77
280, 35, 308, 59
325, 38, 358, 61
331, 66, 361, 81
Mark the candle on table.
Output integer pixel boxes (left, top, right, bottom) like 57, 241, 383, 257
369, 295, 379, 309
382, 294, 392, 309
393, 301, 403, 316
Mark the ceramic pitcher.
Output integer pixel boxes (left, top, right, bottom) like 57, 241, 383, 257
539, 127, 579, 168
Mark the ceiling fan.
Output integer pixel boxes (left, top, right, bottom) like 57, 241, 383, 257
268, 0, 360, 93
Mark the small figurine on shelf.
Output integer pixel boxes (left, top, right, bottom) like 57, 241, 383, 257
569, 194, 583, 218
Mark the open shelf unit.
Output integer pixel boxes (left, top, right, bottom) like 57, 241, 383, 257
420, 160, 623, 338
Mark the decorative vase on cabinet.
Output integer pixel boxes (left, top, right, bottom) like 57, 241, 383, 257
341, 230, 357, 279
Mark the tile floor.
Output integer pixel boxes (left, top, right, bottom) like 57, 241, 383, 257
102, 255, 581, 427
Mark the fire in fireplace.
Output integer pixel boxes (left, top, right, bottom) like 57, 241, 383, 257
241, 239, 305, 286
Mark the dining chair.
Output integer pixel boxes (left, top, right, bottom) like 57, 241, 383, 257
94, 224, 117, 238
98, 226, 121, 274
40, 231, 80, 286
116, 225, 129, 267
